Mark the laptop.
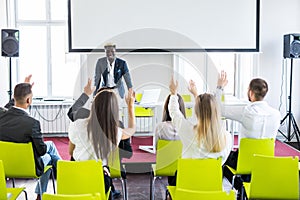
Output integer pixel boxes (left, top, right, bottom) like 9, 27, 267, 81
139, 89, 161, 106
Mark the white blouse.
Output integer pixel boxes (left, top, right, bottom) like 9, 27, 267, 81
168, 95, 232, 165
68, 118, 122, 165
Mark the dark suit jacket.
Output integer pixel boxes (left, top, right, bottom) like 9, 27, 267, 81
67, 93, 133, 158
0, 107, 47, 176
94, 57, 133, 98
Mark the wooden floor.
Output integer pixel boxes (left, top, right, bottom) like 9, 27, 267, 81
11, 172, 233, 200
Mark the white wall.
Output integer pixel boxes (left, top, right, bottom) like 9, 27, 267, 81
260, 0, 300, 126
1, 0, 300, 129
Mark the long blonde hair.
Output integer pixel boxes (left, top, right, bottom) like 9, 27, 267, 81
194, 93, 225, 152
87, 90, 119, 161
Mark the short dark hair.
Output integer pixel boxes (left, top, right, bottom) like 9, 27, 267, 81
249, 78, 268, 100
13, 83, 32, 104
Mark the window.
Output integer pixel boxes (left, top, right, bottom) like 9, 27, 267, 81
175, 52, 258, 98
15, 0, 80, 97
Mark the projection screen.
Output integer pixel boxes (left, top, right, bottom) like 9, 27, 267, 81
68, 0, 259, 52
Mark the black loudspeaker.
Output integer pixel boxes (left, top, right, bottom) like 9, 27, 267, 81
284, 33, 300, 58
1, 29, 19, 57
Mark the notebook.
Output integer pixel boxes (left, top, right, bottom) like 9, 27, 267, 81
139, 89, 161, 106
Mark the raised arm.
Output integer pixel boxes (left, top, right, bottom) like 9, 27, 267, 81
215, 70, 245, 122
67, 78, 95, 121
122, 89, 136, 139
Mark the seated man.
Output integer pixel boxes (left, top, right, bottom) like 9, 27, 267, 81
0, 76, 61, 200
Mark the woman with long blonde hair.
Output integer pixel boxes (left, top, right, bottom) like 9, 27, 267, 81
168, 77, 232, 163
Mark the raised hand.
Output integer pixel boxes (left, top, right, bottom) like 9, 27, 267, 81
188, 80, 198, 97
125, 88, 135, 107
24, 74, 34, 87
84, 78, 95, 96
217, 70, 228, 88
169, 76, 178, 95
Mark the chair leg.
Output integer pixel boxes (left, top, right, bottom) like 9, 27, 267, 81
150, 176, 157, 200
12, 178, 15, 188
23, 190, 28, 200
150, 172, 153, 200
38, 178, 43, 200
231, 175, 236, 189
165, 189, 169, 200
124, 178, 128, 200
50, 168, 56, 194
120, 178, 126, 200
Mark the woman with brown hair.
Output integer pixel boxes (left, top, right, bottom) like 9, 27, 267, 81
154, 94, 186, 147
68, 89, 135, 192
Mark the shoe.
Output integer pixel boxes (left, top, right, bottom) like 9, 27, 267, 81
36, 194, 41, 200
112, 190, 121, 199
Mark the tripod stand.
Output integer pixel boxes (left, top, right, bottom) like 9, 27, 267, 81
278, 58, 300, 149
7, 57, 13, 100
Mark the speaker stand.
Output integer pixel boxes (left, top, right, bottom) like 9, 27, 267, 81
278, 58, 300, 149
7, 57, 12, 100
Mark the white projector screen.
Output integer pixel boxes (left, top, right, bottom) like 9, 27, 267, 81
68, 0, 259, 52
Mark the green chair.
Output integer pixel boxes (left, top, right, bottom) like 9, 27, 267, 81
243, 155, 299, 199
135, 93, 143, 103
0, 160, 28, 200
57, 160, 110, 200
42, 193, 102, 200
0, 141, 55, 195
174, 189, 236, 200
225, 138, 275, 189
150, 140, 182, 200
167, 157, 223, 200
182, 94, 192, 118
108, 148, 127, 200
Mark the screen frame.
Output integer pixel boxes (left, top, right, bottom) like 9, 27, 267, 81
67, 0, 260, 53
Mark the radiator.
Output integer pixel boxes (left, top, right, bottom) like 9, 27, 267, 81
30, 101, 73, 136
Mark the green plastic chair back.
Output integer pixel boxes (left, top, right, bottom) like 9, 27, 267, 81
181, 94, 191, 102
108, 148, 121, 178
108, 148, 127, 200
135, 93, 143, 103
0, 160, 27, 200
57, 160, 109, 200
42, 193, 102, 200
153, 140, 183, 176
244, 155, 299, 199
150, 140, 183, 200
167, 158, 223, 199
175, 189, 235, 200
176, 157, 223, 191
0, 141, 37, 178
233, 138, 275, 175
0, 141, 55, 195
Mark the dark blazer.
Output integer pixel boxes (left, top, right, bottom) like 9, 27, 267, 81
94, 57, 133, 98
0, 107, 47, 176
67, 93, 133, 159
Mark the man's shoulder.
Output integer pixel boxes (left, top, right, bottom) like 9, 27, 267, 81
115, 57, 126, 64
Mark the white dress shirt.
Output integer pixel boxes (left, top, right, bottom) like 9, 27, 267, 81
216, 88, 281, 141
168, 95, 232, 165
106, 59, 116, 88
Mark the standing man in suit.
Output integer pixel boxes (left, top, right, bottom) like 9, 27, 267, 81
0, 77, 61, 200
94, 43, 133, 98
